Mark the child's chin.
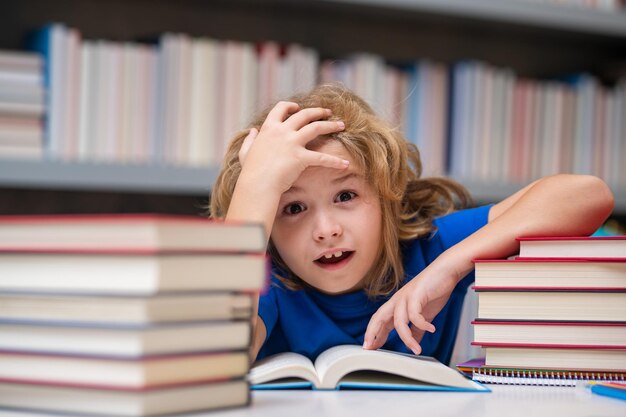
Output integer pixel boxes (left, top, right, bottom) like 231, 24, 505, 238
313, 282, 365, 296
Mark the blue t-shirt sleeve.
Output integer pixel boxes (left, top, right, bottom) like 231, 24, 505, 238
432, 204, 493, 249
432, 203, 493, 291
257, 278, 281, 343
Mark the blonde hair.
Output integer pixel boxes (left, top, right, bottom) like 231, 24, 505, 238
210, 83, 471, 297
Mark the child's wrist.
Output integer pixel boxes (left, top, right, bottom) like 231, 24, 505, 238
431, 249, 472, 284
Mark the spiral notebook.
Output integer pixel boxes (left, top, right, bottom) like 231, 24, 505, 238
457, 358, 626, 387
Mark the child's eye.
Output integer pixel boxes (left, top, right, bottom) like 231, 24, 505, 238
335, 191, 356, 203
283, 202, 305, 215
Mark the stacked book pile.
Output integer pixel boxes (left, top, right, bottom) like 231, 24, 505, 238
0, 214, 267, 416
0, 50, 45, 160
463, 236, 626, 386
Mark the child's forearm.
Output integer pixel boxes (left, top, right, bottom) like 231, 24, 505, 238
226, 172, 282, 241
437, 174, 614, 282
362, 175, 614, 354
248, 293, 266, 363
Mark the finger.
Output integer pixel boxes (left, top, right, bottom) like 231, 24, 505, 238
238, 128, 258, 165
264, 101, 300, 124
408, 310, 436, 335
410, 326, 425, 344
393, 305, 423, 356
363, 304, 395, 350
284, 107, 331, 130
297, 121, 345, 144
407, 298, 436, 334
301, 149, 350, 170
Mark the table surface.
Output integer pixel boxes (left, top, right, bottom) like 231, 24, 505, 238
1, 384, 623, 417
216, 384, 626, 417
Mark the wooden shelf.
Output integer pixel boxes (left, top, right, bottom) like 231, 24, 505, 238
324, 0, 626, 38
1, 159, 625, 214
0, 159, 217, 196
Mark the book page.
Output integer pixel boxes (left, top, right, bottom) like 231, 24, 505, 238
248, 352, 320, 386
314, 345, 479, 390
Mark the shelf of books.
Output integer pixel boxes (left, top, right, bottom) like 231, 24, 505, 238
1, 8, 624, 210
327, 0, 626, 37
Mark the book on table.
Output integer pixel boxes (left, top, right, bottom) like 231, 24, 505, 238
473, 288, 626, 321
517, 236, 626, 259
248, 344, 488, 392
0, 292, 253, 324
456, 358, 626, 387
472, 345, 626, 371
472, 320, 626, 348
0, 379, 250, 416
0, 213, 267, 415
0, 213, 266, 252
0, 251, 268, 295
0, 350, 249, 389
0, 320, 251, 356
473, 258, 626, 290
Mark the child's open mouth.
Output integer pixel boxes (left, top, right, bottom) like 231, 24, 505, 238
314, 251, 354, 266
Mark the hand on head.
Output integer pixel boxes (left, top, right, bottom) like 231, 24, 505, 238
237, 101, 348, 194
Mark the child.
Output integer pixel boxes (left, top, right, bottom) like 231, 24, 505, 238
210, 83, 614, 365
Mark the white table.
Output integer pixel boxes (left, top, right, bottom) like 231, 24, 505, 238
0, 384, 623, 417
215, 384, 625, 417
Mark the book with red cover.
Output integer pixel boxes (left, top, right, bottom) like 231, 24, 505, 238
0, 213, 266, 253
0, 349, 249, 389
517, 236, 626, 259
0, 250, 268, 295
472, 320, 626, 349
473, 288, 626, 322
0, 378, 250, 416
472, 345, 626, 372
473, 258, 626, 290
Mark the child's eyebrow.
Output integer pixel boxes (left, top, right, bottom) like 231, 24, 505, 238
283, 172, 361, 196
331, 172, 361, 184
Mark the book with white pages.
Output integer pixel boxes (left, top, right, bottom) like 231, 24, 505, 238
249, 344, 488, 392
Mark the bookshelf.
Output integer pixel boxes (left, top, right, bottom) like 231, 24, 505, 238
1, 0, 625, 215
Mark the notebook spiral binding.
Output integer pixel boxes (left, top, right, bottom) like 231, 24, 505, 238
472, 370, 626, 387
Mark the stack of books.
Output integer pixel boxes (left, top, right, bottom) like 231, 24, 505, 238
0, 214, 267, 415
0, 50, 45, 160
463, 236, 626, 386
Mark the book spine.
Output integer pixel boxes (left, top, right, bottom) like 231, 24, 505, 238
472, 369, 626, 387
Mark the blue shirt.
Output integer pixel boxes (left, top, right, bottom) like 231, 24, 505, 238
257, 204, 492, 365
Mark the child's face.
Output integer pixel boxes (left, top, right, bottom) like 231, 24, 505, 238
271, 140, 382, 294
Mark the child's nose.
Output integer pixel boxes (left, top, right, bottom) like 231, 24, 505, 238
313, 213, 342, 241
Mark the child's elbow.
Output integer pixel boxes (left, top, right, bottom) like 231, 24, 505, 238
559, 174, 614, 221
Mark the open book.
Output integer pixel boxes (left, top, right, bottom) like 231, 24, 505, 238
248, 345, 488, 391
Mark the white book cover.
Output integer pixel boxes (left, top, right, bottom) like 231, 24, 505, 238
0, 50, 43, 72
47, 24, 67, 160
573, 74, 596, 175
499, 69, 515, 183
257, 41, 280, 111
76, 40, 93, 162
531, 81, 544, 180
449, 62, 467, 179
239, 42, 258, 141
143, 45, 158, 165
609, 82, 625, 188
188, 37, 218, 167
173, 33, 192, 166
61, 27, 81, 162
